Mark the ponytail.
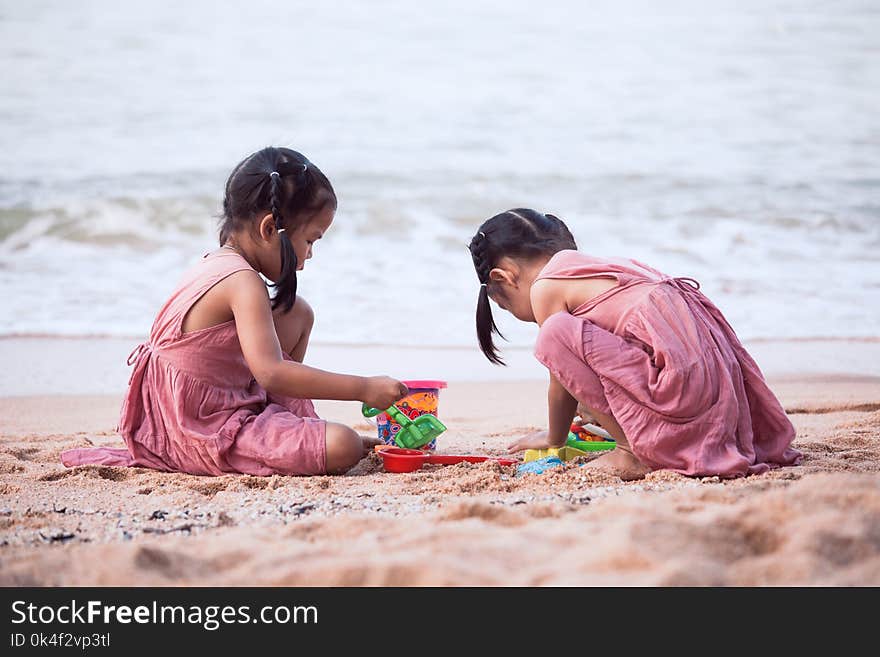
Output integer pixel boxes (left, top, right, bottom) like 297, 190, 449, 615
476, 283, 505, 365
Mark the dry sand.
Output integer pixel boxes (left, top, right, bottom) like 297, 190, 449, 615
2, 373, 879, 586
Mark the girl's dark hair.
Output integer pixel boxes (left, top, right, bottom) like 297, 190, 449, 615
220, 146, 336, 313
468, 208, 577, 365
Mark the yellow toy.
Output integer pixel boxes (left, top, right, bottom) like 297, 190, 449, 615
523, 445, 589, 463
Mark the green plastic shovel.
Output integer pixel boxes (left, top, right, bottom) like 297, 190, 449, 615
362, 403, 448, 450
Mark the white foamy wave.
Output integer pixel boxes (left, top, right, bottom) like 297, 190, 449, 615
2, 194, 878, 345
1, 0, 879, 345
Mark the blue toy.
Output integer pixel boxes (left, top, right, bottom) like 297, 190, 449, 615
515, 456, 564, 477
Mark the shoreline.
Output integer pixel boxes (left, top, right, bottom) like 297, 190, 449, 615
2, 335, 880, 397
3, 374, 879, 438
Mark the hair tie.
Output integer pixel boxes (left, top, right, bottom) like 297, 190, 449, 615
479, 231, 486, 238
269, 171, 280, 179
277, 228, 286, 234
480, 283, 487, 288
302, 163, 308, 173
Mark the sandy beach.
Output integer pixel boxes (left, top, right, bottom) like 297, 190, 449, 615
1, 337, 879, 586
2, 0, 879, 598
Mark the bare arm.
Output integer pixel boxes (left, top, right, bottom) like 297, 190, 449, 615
546, 373, 576, 447
506, 372, 577, 452
226, 271, 403, 407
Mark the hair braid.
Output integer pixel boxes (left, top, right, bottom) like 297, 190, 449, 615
468, 230, 505, 365
269, 171, 282, 228
268, 170, 299, 312
469, 232, 491, 284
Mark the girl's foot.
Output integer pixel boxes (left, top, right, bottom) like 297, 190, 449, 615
581, 446, 651, 481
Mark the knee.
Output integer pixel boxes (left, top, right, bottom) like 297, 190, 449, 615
274, 295, 314, 350
285, 295, 314, 330
324, 423, 363, 474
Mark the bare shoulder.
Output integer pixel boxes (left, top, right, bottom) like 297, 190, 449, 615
530, 278, 570, 325
531, 276, 619, 325
221, 268, 267, 295
182, 269, 267, 334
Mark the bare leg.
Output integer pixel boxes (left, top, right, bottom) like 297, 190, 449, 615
273, 296, 314, 362
324, 423, 365, 474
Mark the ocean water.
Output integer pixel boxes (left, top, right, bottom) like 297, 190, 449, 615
1, 0, 878, 348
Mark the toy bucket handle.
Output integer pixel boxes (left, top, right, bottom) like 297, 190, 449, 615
361, 403, 383, 418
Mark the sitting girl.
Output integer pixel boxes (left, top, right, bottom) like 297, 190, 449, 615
62, 147, 407, 476
468, 208, 801, 480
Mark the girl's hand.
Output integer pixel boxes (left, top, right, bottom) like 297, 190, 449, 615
507, 430, 556, 453
363, 376, 408, 410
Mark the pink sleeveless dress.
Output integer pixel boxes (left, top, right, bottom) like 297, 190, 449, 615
533, 250, 801, 478
61, 250, 327, 476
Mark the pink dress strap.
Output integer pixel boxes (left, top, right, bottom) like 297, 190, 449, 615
535, 249, 674, 316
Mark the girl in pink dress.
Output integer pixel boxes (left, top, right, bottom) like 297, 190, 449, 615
62, 147, 408, 476
469, 209, 801, 480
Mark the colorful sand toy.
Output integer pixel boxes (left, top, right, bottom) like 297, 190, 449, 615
523, 426, 617, 464
566, 422, 616, 453
373, 380, 447, 450
362, 403, 447, 449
